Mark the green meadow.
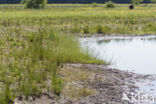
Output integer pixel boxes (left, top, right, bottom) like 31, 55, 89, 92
0, 4, 156, 35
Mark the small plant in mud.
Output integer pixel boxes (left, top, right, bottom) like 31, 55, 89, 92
51, 74, 63, 96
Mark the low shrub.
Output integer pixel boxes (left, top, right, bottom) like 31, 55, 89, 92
92, 2, 98, 7
23, 0, 47, 9
106, 1, 115, 8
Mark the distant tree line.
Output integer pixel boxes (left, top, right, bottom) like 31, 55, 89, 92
47, 0, 151, 4
0, 0, 153, 4
0, 0, 21, 4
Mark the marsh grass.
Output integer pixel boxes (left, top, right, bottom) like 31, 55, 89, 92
0, 81, 15, 104
0, 4, 155, 35
0, 27, 104, 103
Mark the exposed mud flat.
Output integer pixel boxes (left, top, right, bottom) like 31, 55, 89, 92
15, 64, 156, 104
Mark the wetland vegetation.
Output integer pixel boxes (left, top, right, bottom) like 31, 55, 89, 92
0, 2, 156, 104
0, 4, 156, 36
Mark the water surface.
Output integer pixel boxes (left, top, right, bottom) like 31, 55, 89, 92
81, 36, 156, 75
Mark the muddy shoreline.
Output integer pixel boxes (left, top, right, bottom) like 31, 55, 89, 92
15, 64, 156, 104
80, 34, 156, 41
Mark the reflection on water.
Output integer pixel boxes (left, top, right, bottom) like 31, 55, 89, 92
81, 36, 156, 75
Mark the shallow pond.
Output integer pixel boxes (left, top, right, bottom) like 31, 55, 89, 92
80, 36, 156, 75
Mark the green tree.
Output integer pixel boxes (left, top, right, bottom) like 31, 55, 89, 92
144, 0, 156, 3
23, 0, 47, 9
151, 0, 156, 3
132, 0, 143, 5
21, 0, 27, 3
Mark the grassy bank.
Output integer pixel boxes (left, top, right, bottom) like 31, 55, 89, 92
0, 4, 156, 35
0, 27, 104, 103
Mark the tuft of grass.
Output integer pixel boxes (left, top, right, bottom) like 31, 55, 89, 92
51, 73, 63, 96
0, 81, 15, 104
